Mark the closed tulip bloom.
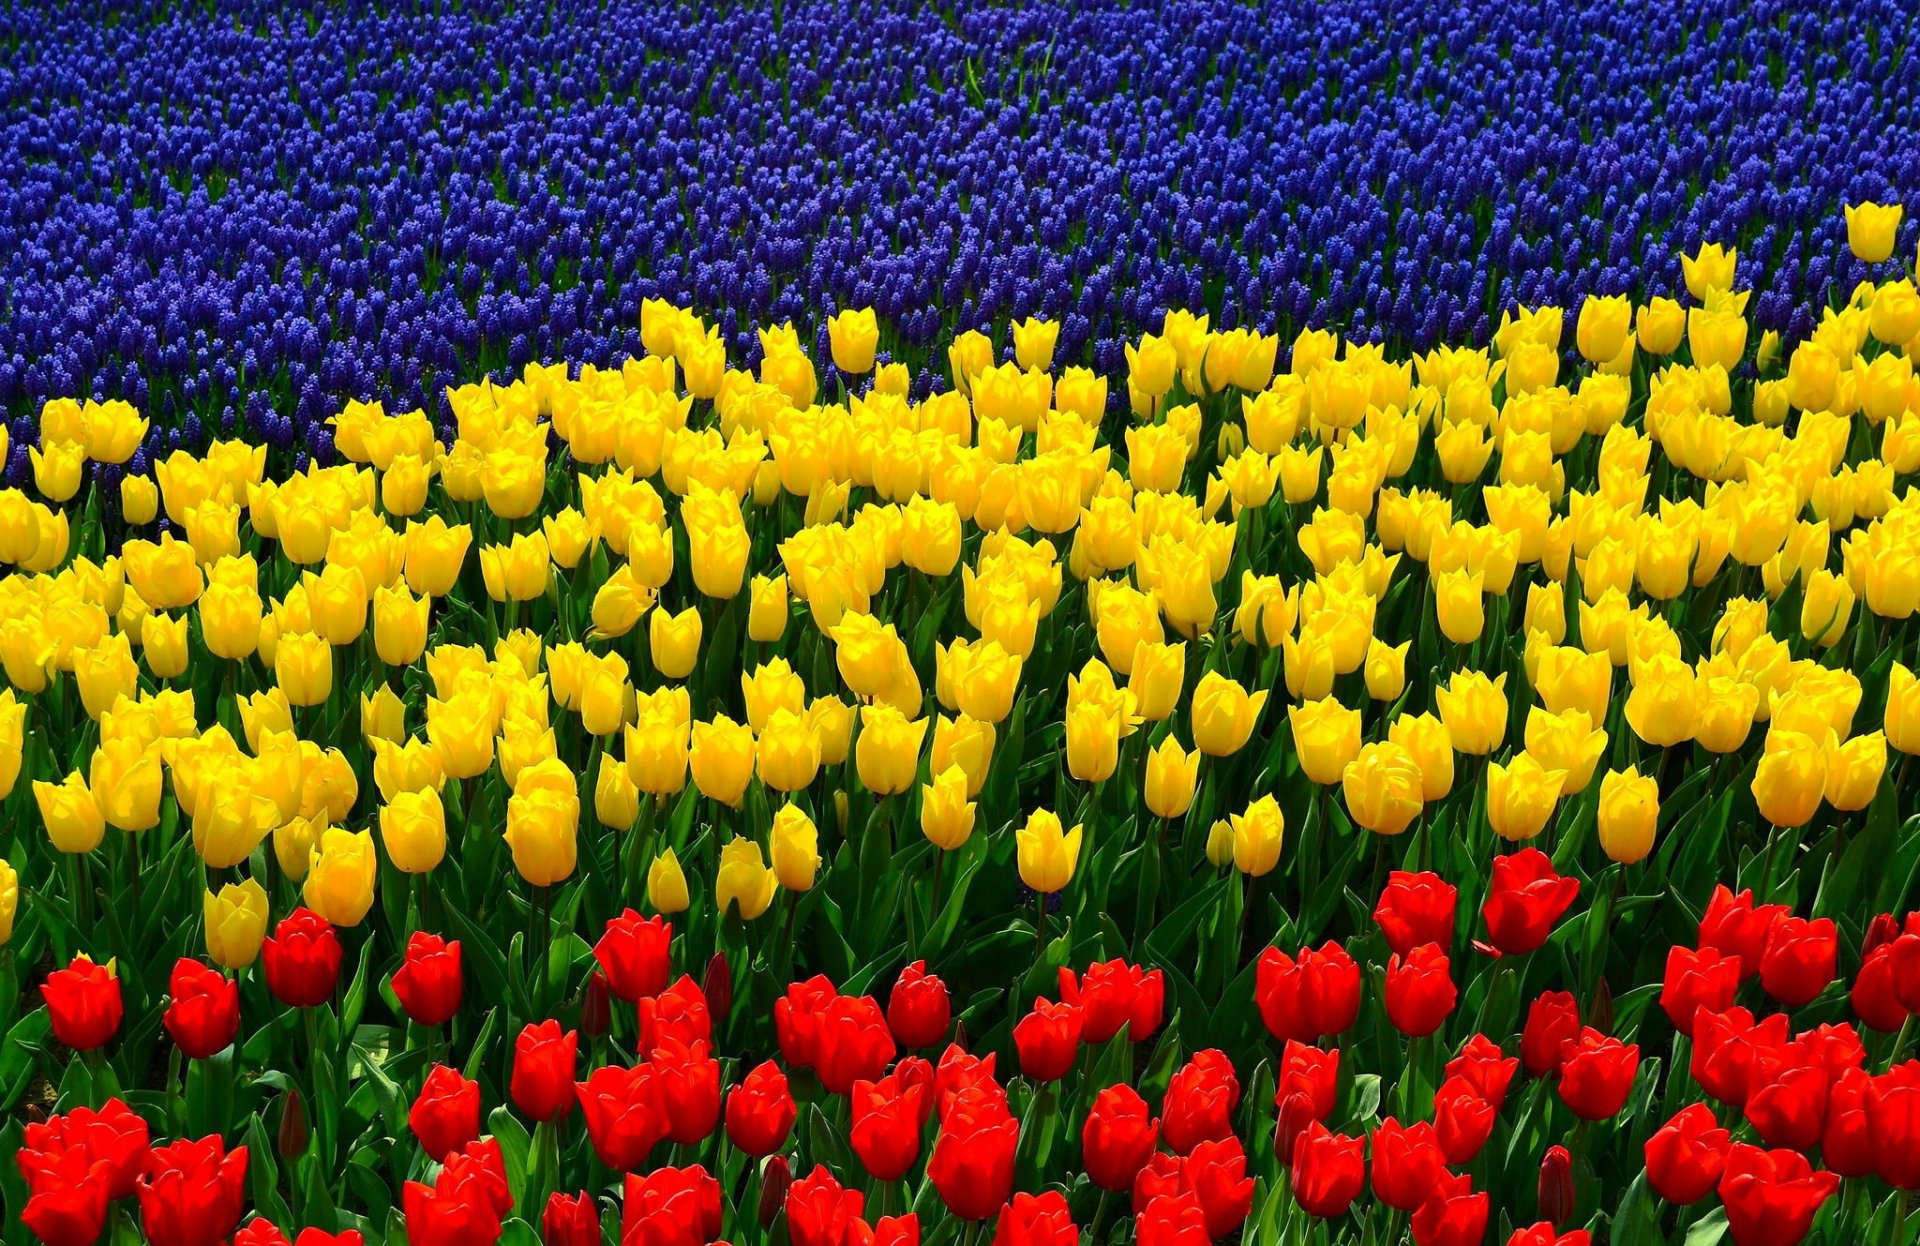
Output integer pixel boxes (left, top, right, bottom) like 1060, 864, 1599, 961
625, 715, 690, 796
1644, 1104, 1732, 1205
36, 771, 105, 854
748, 573, 790, 642
1371, 1118, 1449, 1212
274, 630, 333, 707
1432, 1080, 1497, 1165
1291, 1121, 1366, 1218
1365, 638, 1409, 701
1289, 696, 1361, 785
372, 583, 429, 666
1190, 671, 1268, 756
1256, 942, 1361, 1043
1718, 1144, 1840, 1246
1488, 753, 1566, 841
756, 709, 821, 792
380, 786, 447, 874
920, 765, 977, 851
594, 753, 640, 829
41, 954, 123, 1051
505, 760, 580, 887
1522, 707, 1608, 794
641, 603, 700, 678
89, 736, 163, 832
1389, 712, 1455, 801
1798, 569, 1853, 648
1083, 1084, 1159, 1192
1596, 766, 1659, 863
1887, 664, 1920, 756
716, 837, 778, 919
1434, 567, 1485, 643
1557, 1028, 1640, 1120
74, 634, 138, 719
1066, 698, 1122, 783
141, 611, 189, 677
1385, 944, 1457, 1037
725, 1060, 796, 1157
304, 827, 378, 927
135, 1136, 249, 1246
887, 961, 951, 1049
1144, 736, 1201, 819
1824, 730, 1885, 812
1342, 741, 1425, 835
1758, 916, 1837, 1008
770, 804, 821, 892
511, 1020, 579, 1123
1410, 1178, 1488, 1246
648, 849, 690, 914
1482, 850, 1580, 955
691, 715, 754, 807
1228, 795, 1285, 876
162, 958, 239, 1061
1014, 998, 1083, 1082
828, 307, 880, 373
1017, 808, 1083, 893
479, 532, 550, 600
261, 908, 342, 1008
203, 879, 269, 969
1435, 671, 1507, 755
1845, 201, 1903, 262
391, 932, 464, 1027
1752, 728, 1830, 828
856, 705, 928, 796
1636, 296, 1685, 353
1576, 293, 1632, 362
1680, 242, 1738, 299
1127, 640, 1185, 722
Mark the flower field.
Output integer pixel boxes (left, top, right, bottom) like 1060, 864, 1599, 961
4, 5, 1920, 1246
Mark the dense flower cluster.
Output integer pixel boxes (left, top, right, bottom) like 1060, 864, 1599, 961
3, 0, 1919, 445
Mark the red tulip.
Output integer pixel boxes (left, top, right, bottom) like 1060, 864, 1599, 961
1822, 1069, 1875, 1179
933, 1045, 1005, 1120
1370, 1118, 1447, 1212
1851, 943, 1908, 1032
863, 1214, 920, 1246
1660, 945, 1741, 1036
1444, 1035, 1518, 1109
991, 1191, 1076, 1246
1870, 1070, 1920, 1189
1183, 1136, 1254, 1238
621, 1166, 721, 1246
774, 975, 840, 1069
1519, 991, 1580, 1077
757, 1155, 792, 1229
1537, 1144, 1574, 1225
158, 958, 238, 1060
887, 960, 952, 1049
577, 1063, 666, 1171
232, 1222, 290, 1246
1508, 1226, 1590, 1246
1013, 998, 1083, 1082
543, 1194, 598, 1246
409, 1065, 482, 1161
1556, 1028, 1640, 1121
1718, 1144, 1839, 1246
1643, 1104, 1731, 1205
1374, 870, 1458, 957
1058, 960, 1165, 1043
1743, 1063, 1830, 1152
1276, 1040, 1340, 1122
651, 1036, 721, 1145
510, 1020, 578, 1123
262, 909, 343, 1009
391, 932, 463, 1027
1431, 1077, 1496, 1165
928, 1087, 1018, 1221
1131, 1150, 1186, 1214
1758, 916, 1837, 1008
135, 1136, 249, 1246
1890, 934, 1920, 1013
20, 1143, 111, 1246
1480, 850, 1579, 956
1698, 886, 1787, 979
440, 1138, 512, 1218
850, 1072, 926, 1182
786, 1165, 865, 1246
18, 1096, 153, 1201
814, 995, 897, 1096
701, 951, 732, 1027
1082, 1084, 1159, 1192
725, 1059, 796, 1157
1161, 1049, 1241, 1154
894, 1056, 936, 1126
1410, 1176, 1488, 1246
1134, 1193, 1210, 1246
1290, 1121, 1365, 1219
638, 975, 712, 1053
1255, 942, 1361, 1043
1691, 1008, 1791, 1108
1385, 943, 1457, 1038
595, 910, 673, 1003
41, 955, 124, 1052
402, 1177, 503, 1246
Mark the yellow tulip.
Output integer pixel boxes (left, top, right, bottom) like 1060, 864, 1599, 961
690, 715, 755, 807
1888, 664, 1920, 756
373, 583, 430, 666
1680, 242, 1737, 299
1624, 654, 1697, 747
757, 709, 821, 793
650, 605, 703, 679
1522, 707, 1608, 795
1011, 316, 1059, 371
1229, 795, 1285, 876
1433, 567, 1485, 644
74, 634, 139, 719
1825, 731, 1886, 813
88, 737, 163, 833
275, 631, 334, 707
0, 692, 22, 799
1340, 742, 1424, 836
1434, 671, 1507, 755
716, 837, 778, 919
1596, 767, 1659, 864
1364, 639, 1409, 702
748, 574, 790, 642
1487, 753, 1566, 842
202, 879, 269, 969
828, 307, 879, 373
770, 804, 820, 892
856, 705, 929, 796
304, 827, 378, 927
1753, 728, 1831, 828
1016, 808, 1083, 893
1799, 570, 1854, 649
626, 715, 691, 796
1144, 736, 1201, 820
649, 848, 691, 913
35, 771, 105, 854
1190, 671, 1268, 757
920, 765, 977, 850
1288, 696, 1362, 786
504, 759, 580, 886
1845, 201, 1903, 263
381, 787, 448, 874
274, 816, 319, 882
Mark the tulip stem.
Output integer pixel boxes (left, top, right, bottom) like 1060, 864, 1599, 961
1035, 888, 1047, 953
1088, 1189, 1114, 1242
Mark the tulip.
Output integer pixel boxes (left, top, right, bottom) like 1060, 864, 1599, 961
163, 959, 239, 1060
1342, 741, 1424, 835
1371, 1118, 1448, 1211
1410, 1179, 1489, 1246
1389, 712, 1455, 800
770, 804, 821, 892
1752, 729, 1829, 828
1845, 200, 1903, 263
726, 1060, 797, 1157
828, 307, 880, 373
511, 1020, 578, 1123
1374, 871, 1457, 956
1190, 671, 1268, 756
1556, 1028, 1640, 1120
920, 765, 977, 850
648, 849, 690, 913
850, 1073, 926, 1180
1016, 808, 1083, 893
1824, 730, 1885, 811
1364, 638, 1409, 701
303, 827, 377, 927
1385, 944, 1457, 1038
1433, 567, 1485, 643
716, 837, 778, 919
42, 954, 124, 1051
1228, 794, 1285, 876
1256, 942, 1361, 1044
1482, 850, 1579, 955
749, 573, 789, 642
1291, 1121, 1365, 1218
691, 715, 755, 807
203, 879, 269, 969
380, 786, 447, 874
1144, 736, 1201, 819
1162, 1049, 1241, 1153
887, 961, 951, 1049
1013, 998, 1083, 1082
0, 859, 16, 946
1288, 696, 1361, 785
1719, 1144, 1840, 1246
1432, 1078, 1496, 1164
135, 1136, 249, 1246
1644, 1104, 1731, 1205
1596, 766, 1658, 863
274, 630, 333, 706
262, 908, 343, 1008
650, 604, 703, 677
1758, 916, 1837, 1007
391, 932, 463, 1027
856, 704, 928, 795
1487, 753, 1566, 841
1083, 1085, 1159, 1192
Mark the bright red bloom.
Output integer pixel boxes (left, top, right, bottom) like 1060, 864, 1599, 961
511, 1020, 579, 1123
391, 932, 463, 1027
1255, 942, 1361, 1044
621, 1166, 722, 1246
1082, 1084, 1159, 1192
1507, 1226, 1590, 1246
1134, 1193, 1210, 1246
850, 1072, 926, 1182
814, 995, 897, 1096
1131, 1151, 1186, 1214
638, 975, 712, 1053
1822, 1069, 1875, 1179
1058, 961, 1165, 1043
19, 1097, 152, 1201
1276, 1041, 1340, 1122
1291, 1121, 1366, 1219
594, 910, 674, 1003
1445, 1035, 1518, 1109
1718, 1144, 1839, 1246
402, 1178, 502, 1246
725, 1059, 796, 1157
1480, 850, 1579, 956
440, 1138, 512, 1218
1691, 1008, 1792, 1108
160, 959, 238, 1060
1643, 1104, 1731, 1205
991, 1191, 1076, 1246
409, 1064, 482, 1162
1374, 870, 1458, 957
860, 1214, 920, 1246
1556, 1028, 1640, 1121
928, 1087, 1018, 1221
774, 975, 840, 1069
786, 1166, 864, 1246
1161, 1049, 1242, 1154
1758, 917, 1837, 1008
1660, 945, 1741, 1036
543, 1194, 598, 1246
262, 909, 343, 1009
1870, 1071, 1920, 1189
651, 1036, 721, 1146
894, 1057, 936, 1127
20, 1137, 111, 1246
1013, 998, 1083, 1082
1371, 1118, 1447, 1212
1743, 1063, 1830, 1153
1432, 1077, 1496, 1165
1697, 887, 1788, 979
232, 1223, 290, 1246
933, 1045, 1005, 1120
886, 961, 951, 1049
1183, 1136, 1254, 1238
1410, 1176, 1488, 1246
577, 1062, 666, 1171
1891, 934, 1920, 1013
135, 1136, 249, 1246
42, 955, 124, 1052
1851, 943, 1908, 1032
1385, 943, 1457, 1038
1519, 991, 1580, 1077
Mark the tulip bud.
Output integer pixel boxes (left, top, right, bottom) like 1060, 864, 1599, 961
1865, 913, 1902, 958
1588, 975, 1614, 1037
758, 1155, 793, 1229
703, 951, 734, 1023
1275, 1091, 1316, 1166
277, 1089, 309, 1159
580, 971, 612, 1040
1537, 1144, 1574, 1225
